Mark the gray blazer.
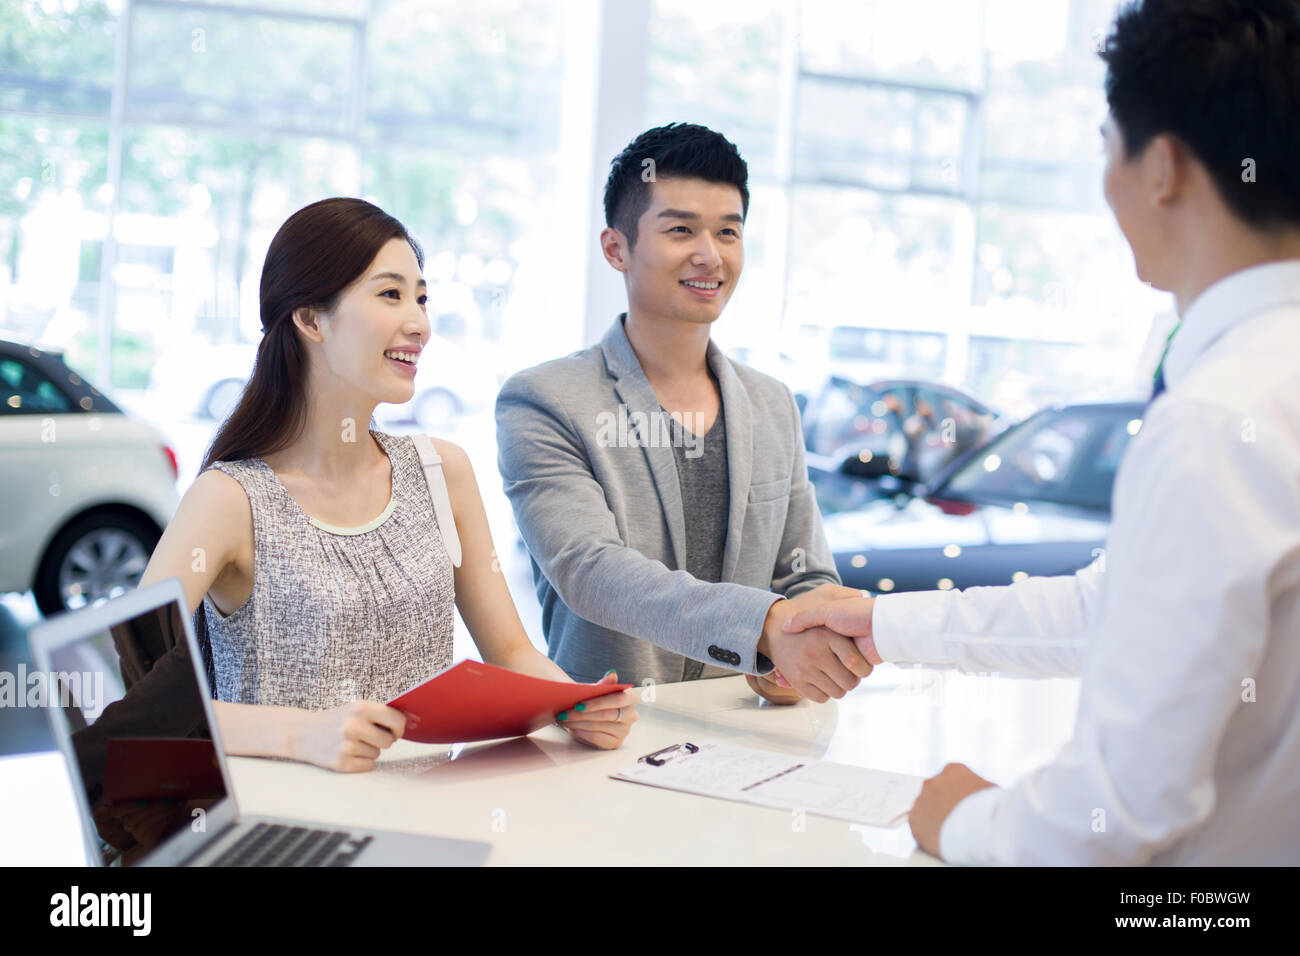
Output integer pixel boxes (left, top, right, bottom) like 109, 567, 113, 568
495, 315, 841, 686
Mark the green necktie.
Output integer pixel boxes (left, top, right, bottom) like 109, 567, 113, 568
1150, 322, 1181, 401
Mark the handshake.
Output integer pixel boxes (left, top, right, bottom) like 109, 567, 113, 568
747, 584, 880, 705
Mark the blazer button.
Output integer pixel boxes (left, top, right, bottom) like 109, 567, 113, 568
707, 645, 741, 666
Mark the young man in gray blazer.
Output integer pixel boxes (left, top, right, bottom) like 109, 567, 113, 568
496, 123, 872, 704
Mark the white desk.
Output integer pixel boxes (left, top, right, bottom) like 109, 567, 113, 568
0, 751, 92, 866
228, 666, 1081, 866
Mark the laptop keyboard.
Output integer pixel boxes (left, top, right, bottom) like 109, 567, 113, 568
211, 823, 373, 867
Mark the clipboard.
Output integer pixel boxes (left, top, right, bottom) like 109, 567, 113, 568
611, 740, 924, 827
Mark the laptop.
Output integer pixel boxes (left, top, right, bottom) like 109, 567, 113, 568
28, 578, 492, 867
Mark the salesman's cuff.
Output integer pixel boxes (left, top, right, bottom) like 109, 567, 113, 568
937, 785, 1003, 865
870, 590, 954, 665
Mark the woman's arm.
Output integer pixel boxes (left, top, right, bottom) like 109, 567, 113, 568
138, 471, 295, 758
138, 468, 250, 612
436, 439, 638, 748
216, 699, 404, 773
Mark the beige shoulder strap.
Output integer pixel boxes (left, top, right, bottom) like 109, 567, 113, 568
411, 434, 462, 568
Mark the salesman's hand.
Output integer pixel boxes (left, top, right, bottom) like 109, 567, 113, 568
758, 585, 875, 703
557, 671, 639, 750
781, 594, 882, 666
908, 762, 995, 859
745, 670, 802, 706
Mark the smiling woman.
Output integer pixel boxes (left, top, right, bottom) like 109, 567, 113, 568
133, 197, 639, 774
202, 198, 426, 471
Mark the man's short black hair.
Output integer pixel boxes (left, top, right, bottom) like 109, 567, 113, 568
1100, 0, 1300, 230
603, 123, 749, 248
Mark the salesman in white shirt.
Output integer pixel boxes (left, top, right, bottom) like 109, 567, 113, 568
783, 0, 1300, 865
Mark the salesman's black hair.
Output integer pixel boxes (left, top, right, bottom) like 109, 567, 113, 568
1100, 0, 1300, 229
603, 123, 749, 248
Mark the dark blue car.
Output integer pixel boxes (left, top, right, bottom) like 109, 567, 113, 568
802, 377, 1005, 514
823, 401, 1146, 594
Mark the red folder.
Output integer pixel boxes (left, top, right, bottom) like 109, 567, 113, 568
387, 660, 633, 744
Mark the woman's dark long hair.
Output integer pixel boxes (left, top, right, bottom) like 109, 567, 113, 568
201, 197, 424, 471
193, 199, 422, 687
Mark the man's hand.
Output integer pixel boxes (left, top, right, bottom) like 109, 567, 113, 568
908, 762, 995, 858
781, 594, 882, 666
745, 670, 802, 705
757, 585, 875, 703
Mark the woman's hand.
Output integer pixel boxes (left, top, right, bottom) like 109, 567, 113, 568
290, 700, 407, 772
555, 671, 639, 750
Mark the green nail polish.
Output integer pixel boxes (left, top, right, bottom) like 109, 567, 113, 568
575, 702, 586, 711
557, 711, 567, 720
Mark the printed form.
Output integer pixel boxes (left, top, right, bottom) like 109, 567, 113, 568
612, 741, 923, 827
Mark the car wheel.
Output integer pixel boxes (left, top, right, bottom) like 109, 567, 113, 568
414, 388, 460, 432
33, 512, 160, 617
205, 378, 245, 421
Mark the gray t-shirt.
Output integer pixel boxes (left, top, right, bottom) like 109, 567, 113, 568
663, 400, 730, 680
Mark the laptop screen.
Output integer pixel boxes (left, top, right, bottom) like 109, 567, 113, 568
43, 595, 229, 866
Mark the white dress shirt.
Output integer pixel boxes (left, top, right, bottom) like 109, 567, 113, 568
872, 260, 1300, 865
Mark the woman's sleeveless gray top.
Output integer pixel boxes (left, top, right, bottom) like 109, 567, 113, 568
201, 431, 455, 709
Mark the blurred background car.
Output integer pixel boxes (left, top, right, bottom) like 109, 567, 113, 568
803, 377, 1006, 514
823, 400, 1145, 593
148, 332, 505, 431
148, 341, 259, 421
0, 340, 179, 616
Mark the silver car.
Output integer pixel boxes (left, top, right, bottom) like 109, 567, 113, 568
0, 341, 178, 616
